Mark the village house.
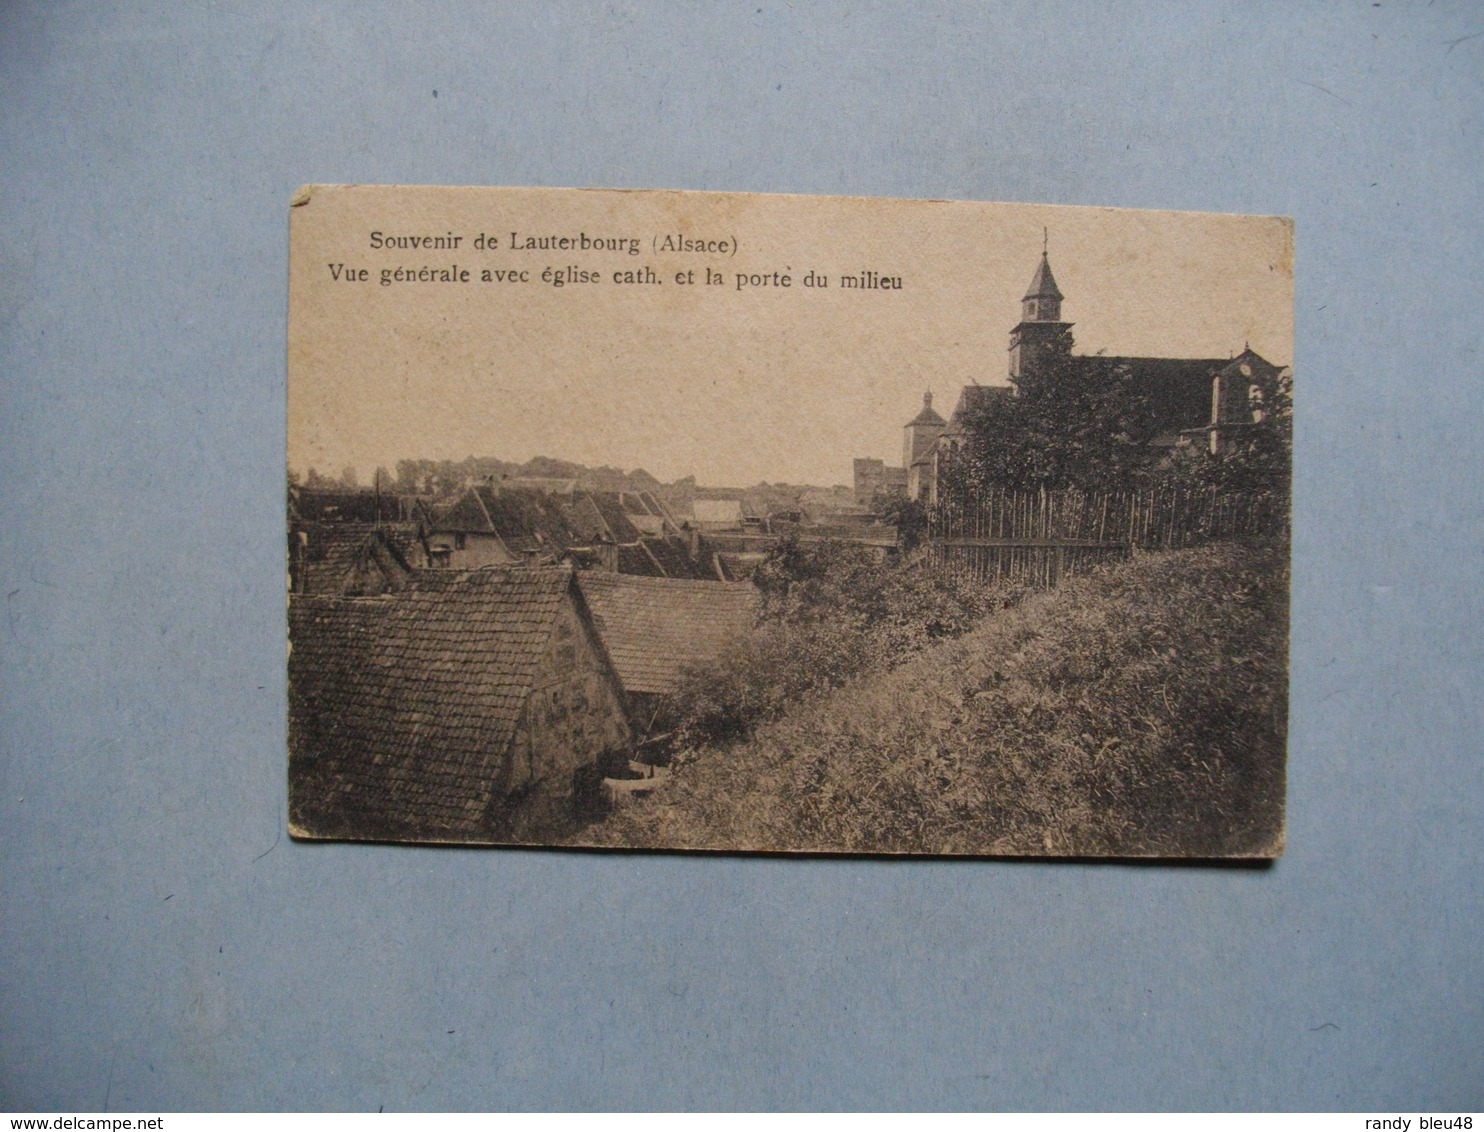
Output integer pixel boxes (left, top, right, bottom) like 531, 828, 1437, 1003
425, 483, 579, 568
574, 572, 761, 738
688, 498, 745, 531
288, 485, 431, 526
427, 482, 710, 579
563, 489, 710, 579
288, 521, 425, 597
288, 565, 631, 842
287, 486, 437, 595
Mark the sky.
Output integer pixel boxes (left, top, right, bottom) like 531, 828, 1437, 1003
288, 186, 1293, 487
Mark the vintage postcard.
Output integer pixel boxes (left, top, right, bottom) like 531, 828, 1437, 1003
287, 185, 1292, 857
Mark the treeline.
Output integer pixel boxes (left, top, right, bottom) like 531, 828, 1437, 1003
292, 456, 666, 498
291, 456, 846, 516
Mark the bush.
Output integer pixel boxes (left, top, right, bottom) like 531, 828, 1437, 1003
665, 539, 1022, 752
577, 541, 1288, 857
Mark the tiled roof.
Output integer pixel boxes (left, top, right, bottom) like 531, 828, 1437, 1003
616, 542, 664, 577
289, 566, 575, 838
692, 499, 744, 526
640, 536, 707, 579
641, 492, 685, 529
563, 496, 609, 543
298, 523, 420, 595
622, 491, 663, 518
432, 486, 579, 553
289, 488, 413, 525
576, 573, 760, 696
906, 398, 947, 428
586, 492, 644, 542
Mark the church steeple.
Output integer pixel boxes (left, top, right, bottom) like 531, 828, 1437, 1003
1009, 231, 1073, 380
1021, 230, 1064, 323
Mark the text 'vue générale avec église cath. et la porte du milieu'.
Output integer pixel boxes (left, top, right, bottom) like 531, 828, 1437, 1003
322, 228, 906, 292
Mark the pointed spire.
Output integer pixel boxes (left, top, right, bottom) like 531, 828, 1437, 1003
1023, 242, 1063, 302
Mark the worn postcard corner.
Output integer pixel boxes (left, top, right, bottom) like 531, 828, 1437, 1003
287, 184, 1292, 858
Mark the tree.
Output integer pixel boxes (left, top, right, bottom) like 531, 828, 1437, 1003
1167, 366, 1292, 502
956, 330, 1161, 494
878, 495, 928, 553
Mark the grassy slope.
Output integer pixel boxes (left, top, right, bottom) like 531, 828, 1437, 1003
575, 540, 1289, 857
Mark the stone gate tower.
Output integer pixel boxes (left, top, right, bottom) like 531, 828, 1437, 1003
902, 391, 947, 469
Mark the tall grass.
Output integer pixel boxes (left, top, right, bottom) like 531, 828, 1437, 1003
575, 540, 1287, 857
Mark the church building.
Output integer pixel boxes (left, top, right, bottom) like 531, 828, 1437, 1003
855, 240, 1289, 507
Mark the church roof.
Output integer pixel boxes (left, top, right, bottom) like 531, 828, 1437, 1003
906, 392, 947, 428
949, 384, 1011, 425
1216, 347, 1284, 384
1023, 252, 1063, 302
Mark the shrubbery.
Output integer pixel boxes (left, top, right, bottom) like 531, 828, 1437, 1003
666, 539, 1020, 751
577, 541, 1288, 857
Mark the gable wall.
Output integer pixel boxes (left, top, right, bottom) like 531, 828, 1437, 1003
426, 531, 514, 569
508, 594, 631, 800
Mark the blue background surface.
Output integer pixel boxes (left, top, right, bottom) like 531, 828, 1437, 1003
2, 2, 1480, 1111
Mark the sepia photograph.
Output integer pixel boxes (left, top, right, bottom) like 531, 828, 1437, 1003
287, 184, 1292, 857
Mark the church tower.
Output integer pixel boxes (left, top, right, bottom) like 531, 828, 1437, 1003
1008, 233, 1073, 380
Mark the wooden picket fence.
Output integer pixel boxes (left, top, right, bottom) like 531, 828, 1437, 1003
928, 486, 1285, 586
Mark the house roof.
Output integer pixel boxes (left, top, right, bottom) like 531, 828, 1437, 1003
290, 488, 418, 525
622, 491, 664, 518
576, 573, 760, 696
587, 492, 645, 542
692, 499, 744, 525
905, 391, 947, 428
640, 536, 707, 579
298, 522, 420, 596
432, 485, 578, 553
1023, 251, 1063, 302
289, 566, 576, 837
616, 542, 663, 576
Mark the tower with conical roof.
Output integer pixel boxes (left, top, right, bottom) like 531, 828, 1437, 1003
1008, 231, 1073, 380
902, 390, 947, 470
